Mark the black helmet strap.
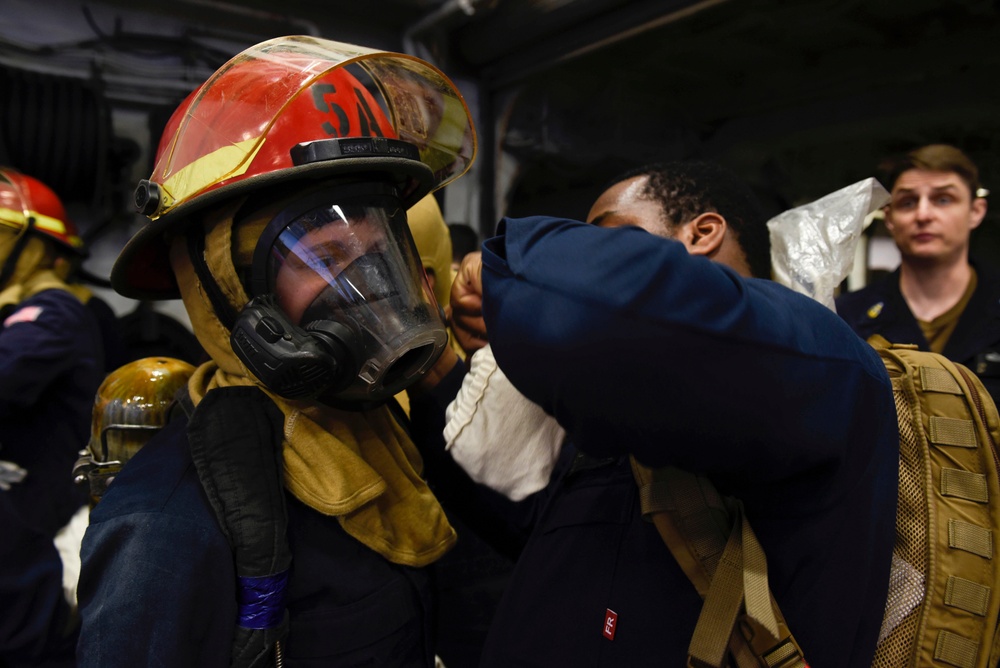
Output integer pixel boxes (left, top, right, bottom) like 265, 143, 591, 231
0, 216, 37, 290
187, 228, 239, 332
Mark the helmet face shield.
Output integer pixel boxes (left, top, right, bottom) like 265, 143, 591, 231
0, 171, 30, 238
146, 37, 476, 221
249, 184, 447, 403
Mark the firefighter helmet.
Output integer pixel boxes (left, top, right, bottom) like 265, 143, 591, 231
113, 35, 476, 300
74, 356, 195, 502
0, 168, 84, 255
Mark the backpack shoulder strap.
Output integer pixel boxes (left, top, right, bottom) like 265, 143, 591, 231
630, 458, 808, 668
187, 386, 291, 668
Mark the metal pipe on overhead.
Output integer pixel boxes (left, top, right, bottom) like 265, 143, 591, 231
0, 54, 214, 106
483, 0, 731, 89
402, 0, 489, 62
554, 0, 729, 67
172, 0, 321, 36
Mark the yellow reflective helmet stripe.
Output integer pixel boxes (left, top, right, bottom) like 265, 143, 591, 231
156, 136, 265, 217
0, 206, 82, 247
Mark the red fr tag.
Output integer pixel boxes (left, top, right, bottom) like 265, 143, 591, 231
603, 609, 618, 640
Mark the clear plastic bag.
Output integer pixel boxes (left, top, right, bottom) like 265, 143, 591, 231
768, 178, 889, 310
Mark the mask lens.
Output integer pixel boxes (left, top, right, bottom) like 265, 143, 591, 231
260, 189, 447, 402
267, 195, 428, 322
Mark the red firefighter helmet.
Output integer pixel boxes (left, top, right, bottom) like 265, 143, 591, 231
113, 35, 476, 300
0, 168, 84, 255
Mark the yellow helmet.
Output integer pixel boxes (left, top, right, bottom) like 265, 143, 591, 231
74, 356, 195, 502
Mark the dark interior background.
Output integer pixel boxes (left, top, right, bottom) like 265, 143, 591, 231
2, 0, 998, 312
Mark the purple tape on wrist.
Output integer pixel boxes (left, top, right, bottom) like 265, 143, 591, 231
237, 570, 290, 629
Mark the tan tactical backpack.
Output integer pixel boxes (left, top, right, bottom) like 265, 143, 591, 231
633, 339, 1000, 667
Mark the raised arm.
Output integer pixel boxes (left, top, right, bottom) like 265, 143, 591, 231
481, 216, 894, 499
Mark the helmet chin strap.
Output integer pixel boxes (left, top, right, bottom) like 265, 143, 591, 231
186, 229, 240, 332
0, 217, 37, 290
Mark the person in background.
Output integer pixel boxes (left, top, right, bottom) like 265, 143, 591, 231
449, 161, 897, 666
73, 356, 195, 506
45, 219, 129, 374
836, 143, 998, 399
0, 167, 104, 668
53, 356, 195, 609
76, 36, 480, 667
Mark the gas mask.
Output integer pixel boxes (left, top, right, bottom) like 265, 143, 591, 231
230, 182, 448, 405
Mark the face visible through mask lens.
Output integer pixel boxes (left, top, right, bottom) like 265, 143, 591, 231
252, 186, 448, 403
273, 207, 393, 325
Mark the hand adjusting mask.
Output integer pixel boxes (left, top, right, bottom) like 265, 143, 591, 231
230, 182, 448, 405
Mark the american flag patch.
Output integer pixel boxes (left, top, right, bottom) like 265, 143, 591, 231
4, 306, 43, 327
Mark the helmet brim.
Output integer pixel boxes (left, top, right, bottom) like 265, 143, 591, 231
111, 156, 434, 300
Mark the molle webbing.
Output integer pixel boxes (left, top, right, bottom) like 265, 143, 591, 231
873, 342, 1000, 668
632, 338, 1000, 668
